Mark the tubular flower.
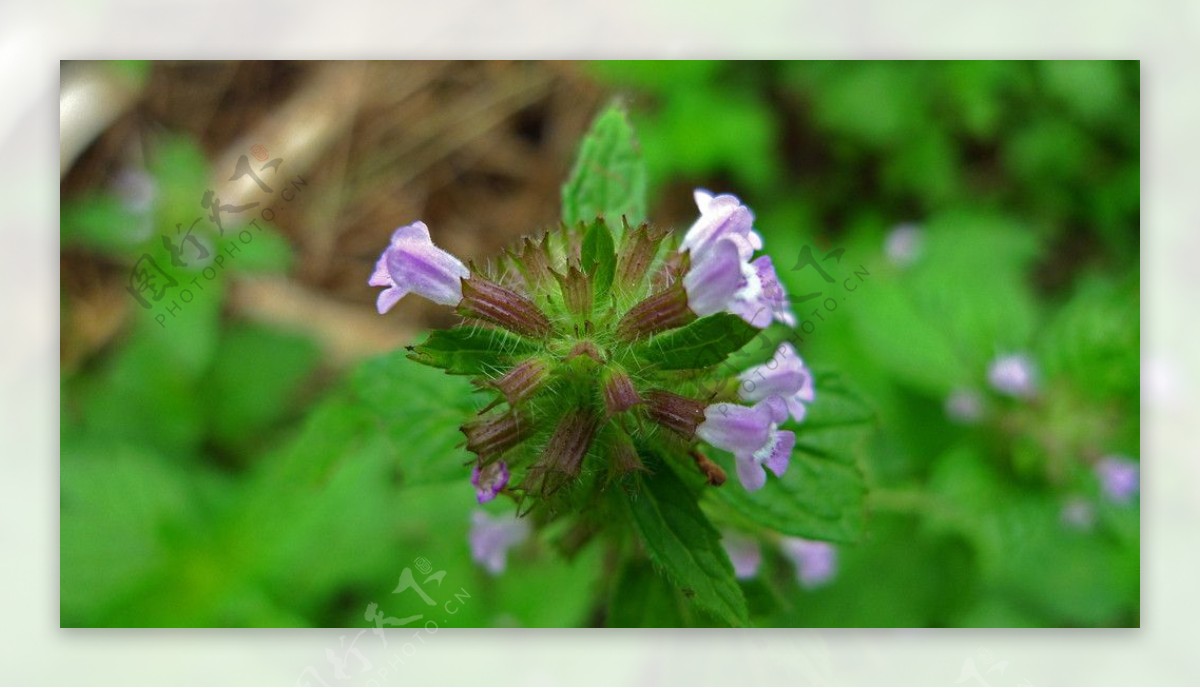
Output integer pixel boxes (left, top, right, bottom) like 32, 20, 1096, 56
469, 510, 530, 575
1095, 455, 1139, 504
683, 237, 747, 317
737, 342, 815, 422
722, 531, 763, 580
471, 461, 510, 503
987, 352, 1038, 399
696, 398, 795, 492
780, 537, 838, 589
679, 190, 794, 328
729, 255, 796, 327
369, 221, 470, 313
681, 189, 762, 261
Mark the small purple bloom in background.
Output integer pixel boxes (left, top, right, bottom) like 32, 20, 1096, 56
721, 531, 762, 580
884, 222, 923, 267
111, 168, 158, 243
1096, 455, 1140, 504
470, 461, 510, 503
945, 388, 984, 424
468, 510, 530, 576
1060, 496, 1096, 531
738, 342, 815, 423
112, 167, 158, 215
987, 353, 1038, 399
697, 397, 795, 492
780, 537, 837, 589
369, 221, 470, 314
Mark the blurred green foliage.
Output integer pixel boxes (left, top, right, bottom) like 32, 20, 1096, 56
60, 60, 1139, 629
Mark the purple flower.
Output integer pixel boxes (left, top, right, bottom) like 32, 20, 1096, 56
1060, 496, 1096, 531
696, 397, 795, 492
468, 510, 530, 575
681, 189, 762, 262
369, 221, 470, 314
884, 222, 923, 267
729, 255, 797, 328
679, 189, 794, 328
780, 537, 837, 589
1096, 455, 1139, 504
722, 531, 762, 580
112, 167, 158, 215
738, 342, 815, 422
682, 237, 747, 317
944, 388, 984, 424
987, 353, 1038, 399
470, 461, 510, 503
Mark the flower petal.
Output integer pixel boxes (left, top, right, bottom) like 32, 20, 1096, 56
738, 343, 815, 423
696, 402, 770, 456
756, 428, 794, 478
681, 190, 757, 261
780, 537, 837, 589
469, 511, 530, 576
376, 285, 408, 315
369, 254, 393, 287
471, 461, 511, 503
392, 220, 432, 244
734, 452, 768, 491
386, 242, 469, 306
722, 532, 763, 579
683, 238, 747, 316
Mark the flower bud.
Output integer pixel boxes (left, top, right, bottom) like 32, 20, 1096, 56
602, 368, 642, 417
509, 234, 554, 294
615, 282, 696, 342
608, 426, 645, 477
552, 264, 593, 318
491, 359, 549, 406
644, 390, 706, 439
615, 221, 670, 291
527, 408, 600, 495
461, 410, 530, 462
457, 275, 553, 339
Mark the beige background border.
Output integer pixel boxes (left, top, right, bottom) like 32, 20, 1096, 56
4, 0, 1192, 683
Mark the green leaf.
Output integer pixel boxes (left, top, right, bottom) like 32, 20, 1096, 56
606, 560, 687, 627
74, 335, 208, 456
202, 323, 321, 452
60, 439, 207, 625
925, 445, 1138, 626
218, 222, 294, 273
350, 349, 481, 486
408, 325, 540, 376
635, 313, 759, 370
60, 194, 149, 256
580, 218, 616, 299
709, 371, 871, 542
496, 539, 606, 627
711, 453, 866, 543
561, 103, 648, 229
621, 458, 749, 627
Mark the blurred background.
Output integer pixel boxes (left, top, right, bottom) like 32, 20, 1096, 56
59, 60, 1139, 628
